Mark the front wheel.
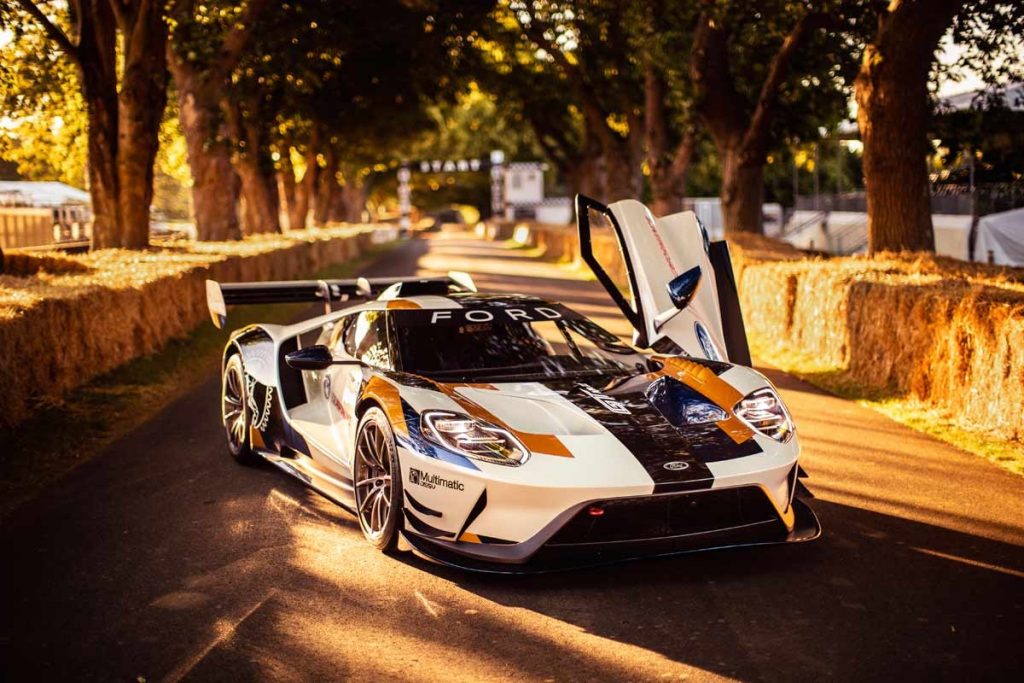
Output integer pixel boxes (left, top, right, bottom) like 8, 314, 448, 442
353, 407, 404, 552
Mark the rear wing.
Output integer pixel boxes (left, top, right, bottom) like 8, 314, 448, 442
205, 271, 476, 329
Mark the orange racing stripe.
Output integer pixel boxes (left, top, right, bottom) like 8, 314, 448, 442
653, 355, 754, 444
432, 382, 574, 458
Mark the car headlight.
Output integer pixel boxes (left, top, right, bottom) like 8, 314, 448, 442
733, 388, 793, 442
421, 411, 530, 466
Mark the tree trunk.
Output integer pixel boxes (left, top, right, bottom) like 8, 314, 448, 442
719, 147, 765, 234
75, 1, 121, 248
278, 167, 297, 230
645, 61, 695, 217
168, 60, 240, 241
276, 142, 319, 231
235, 160, 280, 234
649, 173, 685, 218
338, 181, 369, 223
83, 90, 121, 248
21, 0, 169, 249
166, 0, 274, 240
601, 148, 642, 203
690, 10, 823, 236
855, 0, 963, 253
113, 0, 168, 249
313, 147, 338, 226
223, 97, 280, 234
292, 154, 316, 230
565, 151, 604, 204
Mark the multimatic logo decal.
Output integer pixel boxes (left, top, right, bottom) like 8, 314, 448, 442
578, 383, 630, 415
409, 467, 465, 491
663, 461, 690, 471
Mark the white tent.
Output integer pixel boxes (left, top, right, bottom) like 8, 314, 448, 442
0, 181, 90, 207
975, 207, 1024, 267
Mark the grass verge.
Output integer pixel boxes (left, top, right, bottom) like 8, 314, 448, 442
0, 242, 399, 522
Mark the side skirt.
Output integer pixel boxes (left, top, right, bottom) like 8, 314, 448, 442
262, 451, 357, 511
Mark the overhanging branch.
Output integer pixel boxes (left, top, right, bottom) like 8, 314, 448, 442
15, 0, 80, 64
743, 10, 826, 157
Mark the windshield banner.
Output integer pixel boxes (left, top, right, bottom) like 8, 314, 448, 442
393, 304, 582, 326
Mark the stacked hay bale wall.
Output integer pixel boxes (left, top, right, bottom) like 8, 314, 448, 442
484, 221, 1024, 444
0, 227, 388, 429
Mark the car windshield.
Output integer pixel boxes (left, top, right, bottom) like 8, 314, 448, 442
393, 304, 645, 381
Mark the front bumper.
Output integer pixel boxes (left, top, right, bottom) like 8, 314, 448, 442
401, 486, 821, 574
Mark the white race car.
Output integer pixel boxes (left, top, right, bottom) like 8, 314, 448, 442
207, 196, 819, 571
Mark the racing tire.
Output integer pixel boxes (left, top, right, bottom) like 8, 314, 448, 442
353, 407, 404, 552
221, 354, 260, 466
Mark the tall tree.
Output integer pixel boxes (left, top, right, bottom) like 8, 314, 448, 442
474, 8, 605, 201
262, 0, 492, 227
854, 0, 1023, 253
638, 0, 698, 216
513, 0, 646, 201
168, 0, 272, 240
688, 2, 840, 234
14, 0, 168, 248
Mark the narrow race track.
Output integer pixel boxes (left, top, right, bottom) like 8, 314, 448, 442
2, 231, 1021, 682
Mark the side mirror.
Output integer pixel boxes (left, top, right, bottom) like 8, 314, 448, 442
667, 266, 701, 310
285, 345, 361, 371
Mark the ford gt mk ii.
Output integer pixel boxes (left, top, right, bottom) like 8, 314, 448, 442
206, 195, 819, 571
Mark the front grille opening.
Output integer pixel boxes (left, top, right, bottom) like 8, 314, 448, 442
547, 487, 781, 546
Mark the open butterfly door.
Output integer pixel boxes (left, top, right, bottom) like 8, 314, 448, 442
576, 194, 752, 366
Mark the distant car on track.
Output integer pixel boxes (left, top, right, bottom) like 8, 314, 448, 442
206, 195, 819, 571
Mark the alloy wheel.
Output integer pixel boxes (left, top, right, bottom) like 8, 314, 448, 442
355, 420, 393, 540
222, 361, 246, 453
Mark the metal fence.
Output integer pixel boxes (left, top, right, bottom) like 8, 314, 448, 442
0, 205, 91, 249
795, 182, 1024, 218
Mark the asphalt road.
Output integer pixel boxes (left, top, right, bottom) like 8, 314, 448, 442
3, 232, 1022, 682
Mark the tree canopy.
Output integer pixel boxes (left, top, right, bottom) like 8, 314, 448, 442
1, 0, 1021, 250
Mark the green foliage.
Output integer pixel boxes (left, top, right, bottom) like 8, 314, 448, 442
943, 2, 1024, 96
232, 0, 493, 176
0, 19, 88, 186
153, 94, 193, 219
382, 83, 545, 211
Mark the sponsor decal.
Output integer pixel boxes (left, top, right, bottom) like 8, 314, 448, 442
322, 374, 348, 418
662, 461, 690, 471
409, 467, 465, 491
642, 207, 677, 273
246, 376, 274, 432
578, 383, 630, 415
428, 306, 564, 325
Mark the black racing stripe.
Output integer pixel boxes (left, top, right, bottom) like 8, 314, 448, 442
405, 491, 443, 518
456, 490, 488, 540
405, 508, 455, 538
544, 372, 762, 491
547, 375, 716, 492
476, 534, 516, 545
645, 377, 761, 463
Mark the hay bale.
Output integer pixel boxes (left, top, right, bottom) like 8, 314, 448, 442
0, 226, 385, 429
731, 244, 1024, 443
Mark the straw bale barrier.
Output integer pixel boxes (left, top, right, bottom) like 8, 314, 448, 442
0, 226, 389, 428
487, 221, 1024, 444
